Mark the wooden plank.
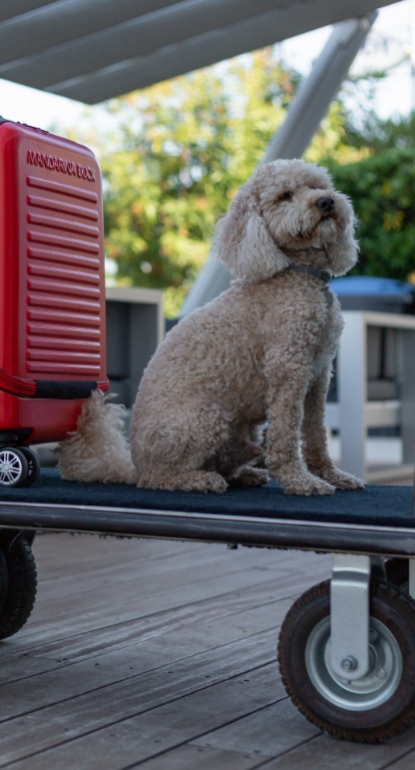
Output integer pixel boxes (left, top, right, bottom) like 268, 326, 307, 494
1, 533, 412, 769
0, 536, 329, 694
0, 627, 277, 721
28, 548, 309, 614
15, 569, 326, 661
0, 534, 331, 768
30, 541, 313, 606
121, 743, 260, 770
7, 547, 329, 658
0, 592, 302, 693
254, 727, 415, 769
0, 665, 286, 768
191, 698, 319, 758
31, 535, 217, 584
30, 535, 323, 604
370, 748, 415, 770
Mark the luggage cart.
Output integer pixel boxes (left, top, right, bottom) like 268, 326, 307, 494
0, 469, 414, 744
1, 119, 414, 744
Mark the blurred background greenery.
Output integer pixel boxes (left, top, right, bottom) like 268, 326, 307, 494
58, 49, 415, 316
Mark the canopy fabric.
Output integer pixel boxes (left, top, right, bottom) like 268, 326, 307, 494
0, 0, 400, 104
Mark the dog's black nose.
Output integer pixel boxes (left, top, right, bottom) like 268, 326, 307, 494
316, 196, 334, 214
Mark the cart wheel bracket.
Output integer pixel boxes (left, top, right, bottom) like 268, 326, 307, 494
330, 554, 371, 680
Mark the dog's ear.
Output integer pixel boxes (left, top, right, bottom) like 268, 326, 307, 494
212, 182, 289, 282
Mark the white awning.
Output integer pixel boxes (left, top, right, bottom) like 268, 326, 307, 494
0, 0, 400, 104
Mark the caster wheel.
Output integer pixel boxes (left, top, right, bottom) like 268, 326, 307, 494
0, 448, 28, 487
278, 579, 415, 742
0, 532, 37, 640
19, 448, 41, 487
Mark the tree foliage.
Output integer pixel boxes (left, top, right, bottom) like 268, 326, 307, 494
100, 51, 300, 315
64, 54, 415, 313
326, 118, 415, 282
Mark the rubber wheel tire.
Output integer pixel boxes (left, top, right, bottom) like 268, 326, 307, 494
278, 579, 415, 742
19, 447, 41, 487
0, 532, 37, 640
0, 448, 28, 487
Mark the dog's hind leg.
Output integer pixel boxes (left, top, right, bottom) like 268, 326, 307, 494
136, 469, 227, 493
210, 422, 269, 488
228, 466, 269, 488
131, 399, 230, 493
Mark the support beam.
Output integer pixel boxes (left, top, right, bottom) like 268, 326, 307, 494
262, 15, 376, 162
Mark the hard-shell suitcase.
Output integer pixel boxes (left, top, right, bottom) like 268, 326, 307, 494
0, 120, 109, 486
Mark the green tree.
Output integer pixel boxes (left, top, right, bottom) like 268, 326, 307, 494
65, 53, 413, 307
326, 118, 415, 282
340, 110, 415, 154
100, 51, 299, 315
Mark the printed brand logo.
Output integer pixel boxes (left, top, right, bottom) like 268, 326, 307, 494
26, 150, 96, 182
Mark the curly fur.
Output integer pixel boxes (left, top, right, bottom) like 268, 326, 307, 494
57, 393, 137, 484
59, 159, 364, 496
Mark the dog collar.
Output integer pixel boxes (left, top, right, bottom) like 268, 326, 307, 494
285, 264, 332, 284
285, 264, 333, 307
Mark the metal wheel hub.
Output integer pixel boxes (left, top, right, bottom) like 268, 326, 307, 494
0, 450, 24, 485
306, 616, 402, 711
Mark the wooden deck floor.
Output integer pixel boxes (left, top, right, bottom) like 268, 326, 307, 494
2, 533, 415, 769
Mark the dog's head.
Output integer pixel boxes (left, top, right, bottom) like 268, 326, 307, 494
213, 159, 358, 282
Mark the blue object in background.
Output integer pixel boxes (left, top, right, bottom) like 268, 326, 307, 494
330, 276, 415, 313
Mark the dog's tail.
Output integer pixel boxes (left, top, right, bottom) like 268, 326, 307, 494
58, 390, 137, 484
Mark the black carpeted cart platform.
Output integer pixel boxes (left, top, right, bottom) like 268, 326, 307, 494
1, 469, 415, 743
0, 469, 414, 554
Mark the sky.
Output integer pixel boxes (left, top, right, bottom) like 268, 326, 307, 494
0, 0, 413, 134
281, 0, 415, 119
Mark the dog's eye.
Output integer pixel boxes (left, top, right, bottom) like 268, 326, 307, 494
279, 190, 293, 201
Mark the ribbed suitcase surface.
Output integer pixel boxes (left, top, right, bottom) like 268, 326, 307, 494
0, 121, 108, 445
26, 170, 103, 378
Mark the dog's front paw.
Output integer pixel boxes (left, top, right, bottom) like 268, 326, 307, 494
320, 468, 364, 491
278, 471, 335, 496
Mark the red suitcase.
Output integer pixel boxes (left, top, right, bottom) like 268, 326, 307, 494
0, 120, 109, 486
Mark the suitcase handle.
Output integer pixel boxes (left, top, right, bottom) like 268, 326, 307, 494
34, 380, 109, 400
0, 368, 109, 399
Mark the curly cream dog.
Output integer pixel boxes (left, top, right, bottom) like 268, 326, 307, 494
59, 159, 363, 496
